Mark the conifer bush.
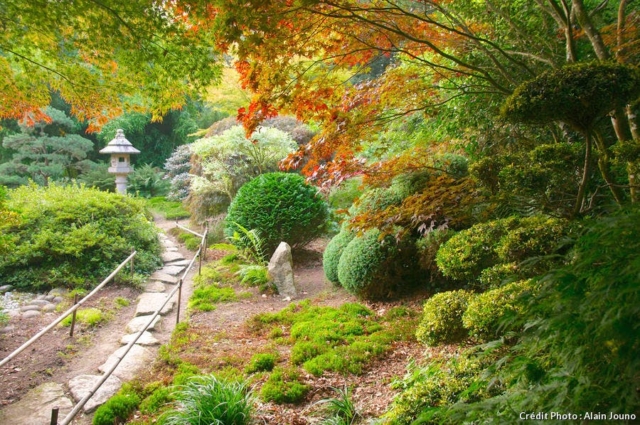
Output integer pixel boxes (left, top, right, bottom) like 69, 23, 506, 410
416, 290, 473, 346
337, 229, 419, 299
322, 229, 355, 285
0, 183, 161, 290
225, 172, 328, 256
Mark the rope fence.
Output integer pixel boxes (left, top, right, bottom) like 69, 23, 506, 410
55, 222, 208, 424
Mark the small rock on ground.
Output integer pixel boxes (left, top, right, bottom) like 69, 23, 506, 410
161, 252, 185, 262
158, 265, 186, 276
150, 272, 178, 284
144, 281, 166, 293
98, 344, 153, 381
21, 310, 41, 318
135, 293, 176, 316
126, 315, 161, 333
120, 331, 160, 346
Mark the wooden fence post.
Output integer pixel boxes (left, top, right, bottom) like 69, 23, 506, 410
130, 248, 135, 280
69, 294, 79, 337
50, 407, 59, 425
176, 279, 182, 325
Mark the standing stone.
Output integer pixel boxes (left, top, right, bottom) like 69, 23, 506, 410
267, 242, 297, 298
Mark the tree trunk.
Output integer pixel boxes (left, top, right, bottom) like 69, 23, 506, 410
593, 131, 625, 205
573, 132, 592, 217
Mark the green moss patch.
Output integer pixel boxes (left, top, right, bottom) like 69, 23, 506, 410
250, 301, 418, 376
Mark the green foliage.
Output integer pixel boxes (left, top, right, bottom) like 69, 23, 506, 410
251, 301, 417, 377
471, 143, 584, 217
327, 177, 363, 212
415, 229, 456, 287
337, 229, 419, 299
0, 308, 8, 326
245, 353, 278, 374
60, 308, 104, 327
502, 63, 640, 131
139, 386, 173, 415
225, 172, 328, 255
260, 368, 309, 404
147, 197, 190, 220
93, 387, 141, 425
226, 222, 267, 265
235, 264, 269, 288
188, 125, 298, 220
189, 284, 237, 312
463, 279, 537, 341
162, 374, 254, 425
0, 107, 95, 187
98, 108, 200, 168
436, 215, 569, 288
0, 183, 161, 290
391, 208, 640, 423
416, 290, 473, 346
322, 230, 355, 285
317, 386, 359, 425
127, 164, 170, 198
76, 162, 116, 192
384, 351, 499, 424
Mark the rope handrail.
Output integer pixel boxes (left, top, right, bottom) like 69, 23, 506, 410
59, 223, 208, 424
0, 251, 137, 369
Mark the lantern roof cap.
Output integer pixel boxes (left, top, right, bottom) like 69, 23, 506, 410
99, 129, 140, 154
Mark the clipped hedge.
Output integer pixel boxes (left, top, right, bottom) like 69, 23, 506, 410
416, 290, 473, 346
463, 279, 537, 341
322, 230, 355, 285
337, 229, 418, 299
225, 172, 328, 256
436, 215, 569, 288
0, 183, 161, 290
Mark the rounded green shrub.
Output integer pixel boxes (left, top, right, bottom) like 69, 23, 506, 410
0, 183, 161, 291
436, 215, 569, 288
463, 279, 537, 341
225, 172, 328, 256
416, 290, 473, 346
349, 186, 404, 216
322, 230, 355, 285
337, 229, 418, 299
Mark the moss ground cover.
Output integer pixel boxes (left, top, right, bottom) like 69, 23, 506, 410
250, 300, 419, 376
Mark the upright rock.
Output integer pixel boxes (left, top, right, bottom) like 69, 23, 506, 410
268, 242, 297, 298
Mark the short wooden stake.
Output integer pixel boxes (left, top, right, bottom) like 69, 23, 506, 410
50, 407, 59, 425
176, 279, 182, 325
69, 294, 79, 337
130, 248, 135, 280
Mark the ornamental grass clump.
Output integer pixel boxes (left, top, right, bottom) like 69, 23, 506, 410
162, 374, 254, 425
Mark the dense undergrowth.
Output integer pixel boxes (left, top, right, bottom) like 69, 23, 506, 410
0, 183, 161, 291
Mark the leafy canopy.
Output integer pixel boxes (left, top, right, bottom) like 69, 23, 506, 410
1, 0, 221, 129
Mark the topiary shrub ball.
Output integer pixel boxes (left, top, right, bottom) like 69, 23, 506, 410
225, 172, 328, 256
322, 230, 355, 285
416, 289, 473, 346
337, 229, 419, 299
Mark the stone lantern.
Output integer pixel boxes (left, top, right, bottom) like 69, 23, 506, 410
99, 129, 140, 194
